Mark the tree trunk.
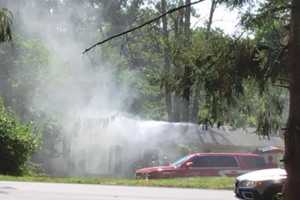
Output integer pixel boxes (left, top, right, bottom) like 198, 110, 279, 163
284, 0, 300, 200
182, 0, 192, 122
190, 83, 201, 123
171, 0, 184, 122
190, 0, 217, 123
206, 0, 217, 33
161, 0, 173, 121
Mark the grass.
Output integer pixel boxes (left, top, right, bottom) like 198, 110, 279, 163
0, 175, 235, 190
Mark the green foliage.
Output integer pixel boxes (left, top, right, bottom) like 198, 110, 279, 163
222, 80, 287, 135
241, 0, 289, 86
1, 1, 289, 167
34, 115, 62, 159
96, 0, 288, 131
221, 0, 252, 8
0, 100, 39, 175
0, 8, 12, 42
275, 193, 283, 200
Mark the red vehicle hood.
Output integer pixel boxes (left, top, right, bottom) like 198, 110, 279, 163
136, 165, 176, 173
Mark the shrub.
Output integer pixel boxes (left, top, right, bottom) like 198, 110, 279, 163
275, 193, 283, 200
0, 102, 39, 175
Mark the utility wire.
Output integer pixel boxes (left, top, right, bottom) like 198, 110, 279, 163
83, 0, 205, 54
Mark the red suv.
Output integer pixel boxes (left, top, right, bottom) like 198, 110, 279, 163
135, 153, 267, 179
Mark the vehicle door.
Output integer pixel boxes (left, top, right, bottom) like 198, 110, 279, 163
238, 156, 267, 172
183, 156, 215, 177
214, 156, 241, 176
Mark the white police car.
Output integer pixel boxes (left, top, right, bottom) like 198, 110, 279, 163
235, 168, 286, 200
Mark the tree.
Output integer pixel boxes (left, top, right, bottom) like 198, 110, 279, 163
161, 0, 173, 121
284, 0, 300, 199
0, 97, 38, 175
181, 0, 192, 121
0, 8, 12, 42
190, 0, 217, 123
3, 0, 295, 183
0, 6, 42, 175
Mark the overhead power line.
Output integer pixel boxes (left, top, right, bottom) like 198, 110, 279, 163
83, 0, 205, 54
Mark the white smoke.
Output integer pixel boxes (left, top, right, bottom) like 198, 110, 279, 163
5, 1, 142, 176
3, 1, 284, 178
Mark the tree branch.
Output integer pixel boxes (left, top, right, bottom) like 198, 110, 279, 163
278, 78, 290, 83
273, 84, 290, 89
83, 0, 205, 54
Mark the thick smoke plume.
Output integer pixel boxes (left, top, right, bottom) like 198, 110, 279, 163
3, 1, 142, 176
2, 1, 284, 177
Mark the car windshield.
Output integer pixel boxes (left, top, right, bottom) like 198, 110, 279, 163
172, 155, 191, 167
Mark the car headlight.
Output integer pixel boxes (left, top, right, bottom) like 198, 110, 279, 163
239, 180, 263, 188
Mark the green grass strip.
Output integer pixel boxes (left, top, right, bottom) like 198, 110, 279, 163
0, 176, 234, 190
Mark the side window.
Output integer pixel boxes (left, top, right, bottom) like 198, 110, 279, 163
190, 156, 238, 167
189, 156, 210, 167
240, 156, 266, 169
214, 156, 238, 167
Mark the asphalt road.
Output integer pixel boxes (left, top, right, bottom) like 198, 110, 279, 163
0, 181, 238, 200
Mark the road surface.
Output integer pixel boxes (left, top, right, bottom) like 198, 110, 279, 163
0, 181, 238, 200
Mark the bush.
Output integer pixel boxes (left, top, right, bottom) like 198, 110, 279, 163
0, 102, 39, 175
275, 193, 283, 200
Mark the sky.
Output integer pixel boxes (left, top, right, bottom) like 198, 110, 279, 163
192, 0, 242, 35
